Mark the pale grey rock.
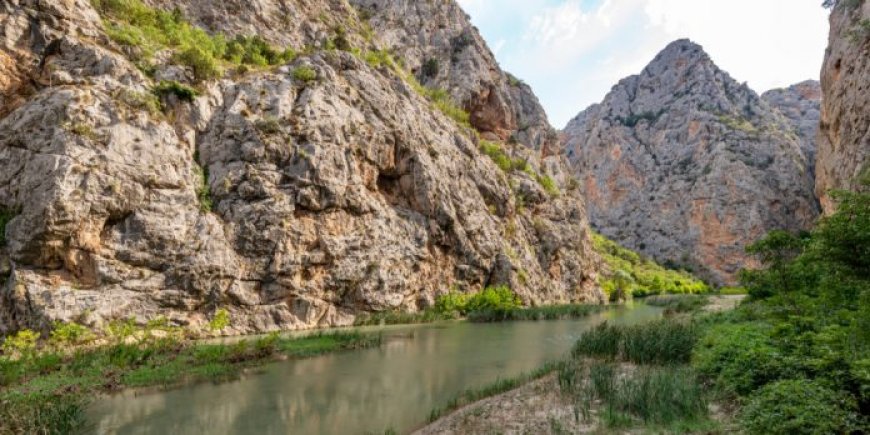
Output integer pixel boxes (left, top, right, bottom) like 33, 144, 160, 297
0, 0, 602, 335
348, 0, 557, 151
562, 40, 819, 285
762, 80, 822, 179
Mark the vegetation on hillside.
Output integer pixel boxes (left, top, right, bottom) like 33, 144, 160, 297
355, 286, 604, 325
692, 184, 870, 434
592, 232, 710, 300
92, 0, 296, 81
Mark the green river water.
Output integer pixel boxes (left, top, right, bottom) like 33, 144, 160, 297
88, 303, 662, 434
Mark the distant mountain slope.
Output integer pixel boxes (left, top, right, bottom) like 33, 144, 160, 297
762, 80, 822, 179
562, 39, 819, 285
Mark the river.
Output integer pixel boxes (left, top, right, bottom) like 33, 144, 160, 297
88, 303, 662, 434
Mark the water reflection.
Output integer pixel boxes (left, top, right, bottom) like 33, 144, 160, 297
89, 304, 662, 434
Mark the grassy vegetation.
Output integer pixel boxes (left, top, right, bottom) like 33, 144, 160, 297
292, 66, 318, 83
573, 319, 699, 365
356, 287, 603, 326
690, 183, 870, 433
0, 324, 380, 434
194, 162, 212, 212
467, 304, 605, 323
353, 310, 456, 327
478, 140, 560, 196
478, 140, 527, 172
642, 294, 710, 314
592, 232, 710, 300
558, 360, 710, 430
92, 0, 296, 81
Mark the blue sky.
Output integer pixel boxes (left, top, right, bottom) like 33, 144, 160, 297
456, 0, 830, 128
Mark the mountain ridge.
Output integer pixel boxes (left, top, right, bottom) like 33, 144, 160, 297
562, 38, 819, 285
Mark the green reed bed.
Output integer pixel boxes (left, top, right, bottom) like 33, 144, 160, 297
642, 294, 710, 314
558, 360, 710, 429
466, 304, 605, 323
572, 319, 699, 365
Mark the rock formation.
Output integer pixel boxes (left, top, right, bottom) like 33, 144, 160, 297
817, 0, 870, 213
762, 80, 822, 180
562, 39, 819, 285
348, 0, 559, 152
0, 0, 602, 335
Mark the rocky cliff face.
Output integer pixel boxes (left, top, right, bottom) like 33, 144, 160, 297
562, 40, 819, 285
817, 0, 870, 213
762, 80, 822, 180
348, 0, 559, 152
0, 0, 602, 335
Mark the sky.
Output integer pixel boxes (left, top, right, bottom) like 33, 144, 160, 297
456, 0, 831, 128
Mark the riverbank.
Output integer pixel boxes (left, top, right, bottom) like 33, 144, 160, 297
418, 295, 737, 434
0, 331, 380, 434
0, 300, 615, 434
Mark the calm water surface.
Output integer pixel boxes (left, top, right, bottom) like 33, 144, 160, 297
88, 304, 662, 434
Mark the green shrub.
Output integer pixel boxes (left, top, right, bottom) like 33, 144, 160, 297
153, 80, 198, 102
364, 49, 396, 69
464, 286, 521, 313
225, 35, 296, 66
292, 66, 318, 83
105, 318, 137, 343
740, 379, 859, 434
421, 58, 439, 78
174, 46, 222, 81
693, 322, 798, 396
434, 291, 468, 316
1, 330, 39, 359
194, 163, 212, 213
94, 0, 295, 82
535, 174, 560, 197
50, 322, 94, 347
209, 309, 230, 332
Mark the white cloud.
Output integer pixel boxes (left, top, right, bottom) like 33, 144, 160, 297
458, 0, 829, 128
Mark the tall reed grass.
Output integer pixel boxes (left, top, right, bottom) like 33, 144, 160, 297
572, 319, 699, 365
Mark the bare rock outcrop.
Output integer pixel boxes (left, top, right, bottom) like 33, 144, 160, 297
0, 0, 602, 334
817, 0, 870, 213
348, 0, 558, 151
562, 40, 819, 285
762, 80, 822, 179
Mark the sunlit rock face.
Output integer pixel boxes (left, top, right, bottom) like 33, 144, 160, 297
563, 39, 819, 285
816, 0, 870, 213
0, 0, 602, 334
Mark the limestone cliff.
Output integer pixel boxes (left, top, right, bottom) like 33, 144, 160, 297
0, 0, 602, 335
562, 40, 819, 285
762, 80, 822, 180
348, 0, 559, 152
817, 0, 870, 213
